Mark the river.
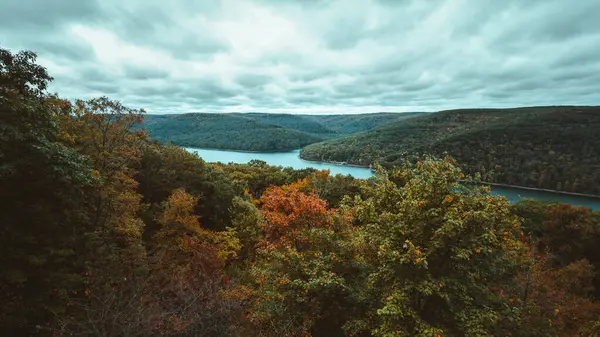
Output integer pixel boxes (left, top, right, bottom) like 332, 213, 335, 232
184, 148, 374, 179
185, 147, 600, 210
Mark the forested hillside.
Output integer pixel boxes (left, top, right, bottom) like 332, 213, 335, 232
301, 107, 600, 195
3, 48, 600, 336
142, 112, 421, 151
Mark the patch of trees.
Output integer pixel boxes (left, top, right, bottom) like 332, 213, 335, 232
301, 107, 600, 195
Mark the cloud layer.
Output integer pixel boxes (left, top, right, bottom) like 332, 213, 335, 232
2, 0, 599, 113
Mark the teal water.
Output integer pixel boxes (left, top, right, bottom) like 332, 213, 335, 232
490, 186, 600, 210
185, 148, 374, 179
185, 147, 600, 210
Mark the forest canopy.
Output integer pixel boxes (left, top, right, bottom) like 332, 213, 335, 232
141, 112, 421, 152
2, 48, 600, 336
300, 107, 600, 196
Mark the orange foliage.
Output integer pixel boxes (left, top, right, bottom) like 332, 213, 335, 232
287, 177, 314, 194
527, 256, 600, 334
500, 251, 600, 335
259, 186, 330, 243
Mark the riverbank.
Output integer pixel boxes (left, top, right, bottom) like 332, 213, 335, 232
299, 152, 600, 198
182, 145, 298, 154
184, 147, 375, 179
481, 181, 600, 199
298, 156, 370, 169
184, 147, 600, 209
298, 153, 371, 169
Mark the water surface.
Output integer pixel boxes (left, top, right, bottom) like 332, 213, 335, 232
490, 186, 600, 210
185, 148, 374, 179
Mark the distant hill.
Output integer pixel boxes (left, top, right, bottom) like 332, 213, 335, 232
300, 106, 600, 195
142, 112, 422, 152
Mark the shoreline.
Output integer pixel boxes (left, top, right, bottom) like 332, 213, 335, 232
481, 181, 600, 199
184, 146, 600, 199
184, 146, 299, 154
298, 155, 371, 169
299, 154, 600, 198
187, 146, 372, 168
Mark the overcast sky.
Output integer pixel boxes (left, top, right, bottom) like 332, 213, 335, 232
1, 0, 599, 114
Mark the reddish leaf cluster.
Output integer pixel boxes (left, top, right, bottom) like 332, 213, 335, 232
259, 186, 331, 243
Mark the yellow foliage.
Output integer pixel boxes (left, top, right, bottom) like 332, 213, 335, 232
158, 188, 201, 235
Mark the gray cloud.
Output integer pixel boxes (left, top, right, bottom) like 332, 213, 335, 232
124, 65, 170, 80
235, 73, 272, 88
1, 0, 599, 113
0, 0, 101, 30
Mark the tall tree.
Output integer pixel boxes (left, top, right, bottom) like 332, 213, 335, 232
150, 188, 241, 336
241, 186, 362, 336
0, 48, 94, 334
346, 156, 527, 336
57, 97, 148, 278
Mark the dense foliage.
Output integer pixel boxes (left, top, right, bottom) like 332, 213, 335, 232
301, 107, 600, 195
1, 48, 96, 333
3, 48, 600, 336
142, 112, 420, 152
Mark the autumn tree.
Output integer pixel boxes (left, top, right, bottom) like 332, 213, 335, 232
512, 201, 600, 298
497, 253, 600, 336
155, 189, 203, 250
259, 184, 331, 243
153, 187, 239, 274
538, 204, 600, 269
345, 156, 527, 336
60, 188, 241, 336
150, 188, 241, 336
239, 186, 364, 336
55, 98, 153, 296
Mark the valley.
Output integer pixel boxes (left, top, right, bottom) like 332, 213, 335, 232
146, 106, 600, 196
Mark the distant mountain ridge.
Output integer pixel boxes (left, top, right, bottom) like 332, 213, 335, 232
300, 106, 600, 195
142, 112, 423, 152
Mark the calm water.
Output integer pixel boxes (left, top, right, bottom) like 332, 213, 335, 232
185, 148, 374, 179
185, 147, 600, 210
490, 186, 600, 210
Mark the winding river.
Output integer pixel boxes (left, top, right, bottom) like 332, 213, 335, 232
185, 147, 600, 210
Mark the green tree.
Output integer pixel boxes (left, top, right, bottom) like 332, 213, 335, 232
0, 48, 94, 334
346, 156, 526, 336
137, 143, 239, 231
229, 196, 264, 262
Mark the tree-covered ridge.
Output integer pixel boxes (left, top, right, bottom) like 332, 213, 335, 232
301, 106, 600, 195
142, 112, 422, 151
4, 48, 600, 336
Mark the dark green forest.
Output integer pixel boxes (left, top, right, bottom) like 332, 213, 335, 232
3, 48, 600, 336
301, 107, 600, 195
142, 112, 421, 151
